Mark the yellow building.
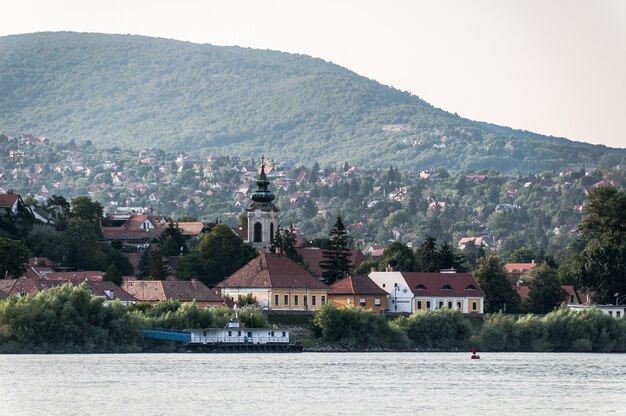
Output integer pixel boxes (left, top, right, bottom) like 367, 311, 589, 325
217, 252, 329, 311
328, 275, 388, 311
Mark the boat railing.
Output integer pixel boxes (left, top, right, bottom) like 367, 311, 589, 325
191, 336, 289, 344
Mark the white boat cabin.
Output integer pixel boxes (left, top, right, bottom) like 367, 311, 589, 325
186, 322, 289, 344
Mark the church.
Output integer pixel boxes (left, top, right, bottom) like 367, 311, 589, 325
245, 157, 279, 253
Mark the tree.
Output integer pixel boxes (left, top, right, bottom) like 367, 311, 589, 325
0, 237, 29, 278
104, 264, 123, 286
526, 262, 566, 314
416, 234, 440, 272
46, 194, 70, 222
137, 246, 169, 280
507, 247, 536, 263
195, 224, 257, 286
438, 241, 465, 271
474, 255, 520, 313
379, 241, 417, 271
105, 250, 134, 276
574, 186, 626, 303
64, 218, 105, 270
271, 225, 302, 264
159, 220, 187, 256
70, 196, 103, 222
320, 216, 353, 285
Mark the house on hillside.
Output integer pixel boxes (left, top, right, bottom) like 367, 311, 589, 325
504, 261, 537, 278
457, 236, 490, 250
121, 279, 224, 308
101, 214, 169, 251
217, 252, 329, 311
328, 275, 388, 311
0, 193, 26, 217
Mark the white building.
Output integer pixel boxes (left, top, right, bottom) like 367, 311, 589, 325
186, 323, 289, 344
368, 271, 414, 313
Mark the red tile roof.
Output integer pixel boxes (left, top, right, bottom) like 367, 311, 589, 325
44, 271, 104, 281
514, 283, 530, 300
329, 275, 387, 296
122, 279, 223, 303
504, 262, 537, 274
296, 247, 367, 277
0, 277, 136, 301
218, 252, 328, 290
0, 193, 19, 207
176, 221, 206, 236
401, 272, 485, 298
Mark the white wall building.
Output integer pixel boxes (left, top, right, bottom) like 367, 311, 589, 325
368, 271, 414, 313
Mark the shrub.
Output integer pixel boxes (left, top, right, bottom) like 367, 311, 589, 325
394, 309, 471, 350
311, 304, 409, 349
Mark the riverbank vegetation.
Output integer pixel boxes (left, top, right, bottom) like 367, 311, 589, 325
308, 304, 626, 353
1, 286, 624, 353
0, 285, 267, 353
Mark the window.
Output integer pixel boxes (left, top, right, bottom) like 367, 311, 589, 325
312, 295, 317, 306
274, 294, 279, 306
360, 298, 366, 307
442, 284, 452, 291
570, 295, 574, 303
472, 301, 477, 311
457, 301, 462, 309
426, 301, 431, 309
253, 222, 262, 242
294, 295, 299, 306
238, 331, 241, 336
609, 311, 613, 317
203, 331, 207, 336
382, 283, 386, 288
284, 294, 289, 306
270, 222, 274, 242
228, 331, 232, 337
304, 295, 308, 307
417, 300, 422, 310
282, 332, 286, 337
321, 295, 326, 304
617, 311, 621, 318
415, 284, 426, 290
439, 301, 444, 309
271, 331, 275, 337
374, 298, 381, 306
448, 301, 453, 309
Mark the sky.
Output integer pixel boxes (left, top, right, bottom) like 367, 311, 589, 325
1, 0, 625, 148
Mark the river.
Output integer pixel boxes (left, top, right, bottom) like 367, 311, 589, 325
1, 352, 624, 415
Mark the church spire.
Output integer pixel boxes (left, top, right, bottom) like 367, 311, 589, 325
247, 155, 279, 252
251, 155, 275, 206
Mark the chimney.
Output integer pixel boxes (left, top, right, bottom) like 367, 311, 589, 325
370, 266, 378, 273
386, 265, 393, 272
531, 259, 535, 264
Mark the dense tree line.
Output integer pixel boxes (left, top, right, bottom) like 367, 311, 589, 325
310, 304, 626, 352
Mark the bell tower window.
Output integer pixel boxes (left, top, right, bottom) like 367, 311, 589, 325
254, 222, 263, 242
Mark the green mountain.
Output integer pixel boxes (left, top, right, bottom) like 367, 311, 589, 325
1, 32, 624, 173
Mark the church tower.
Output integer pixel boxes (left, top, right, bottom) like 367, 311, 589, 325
247, 157, 279, 252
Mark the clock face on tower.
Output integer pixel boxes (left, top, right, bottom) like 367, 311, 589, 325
254, 209, 261, 218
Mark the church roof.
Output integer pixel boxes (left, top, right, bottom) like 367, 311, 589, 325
218, 252, 328, 290
249, 157, 278, 211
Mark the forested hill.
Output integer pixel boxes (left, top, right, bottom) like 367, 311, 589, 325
1, 32, 624, 173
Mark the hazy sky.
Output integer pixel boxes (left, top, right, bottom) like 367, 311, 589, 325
1, 0, 625, 148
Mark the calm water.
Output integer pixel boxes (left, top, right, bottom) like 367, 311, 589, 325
1, 352, 625, 415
